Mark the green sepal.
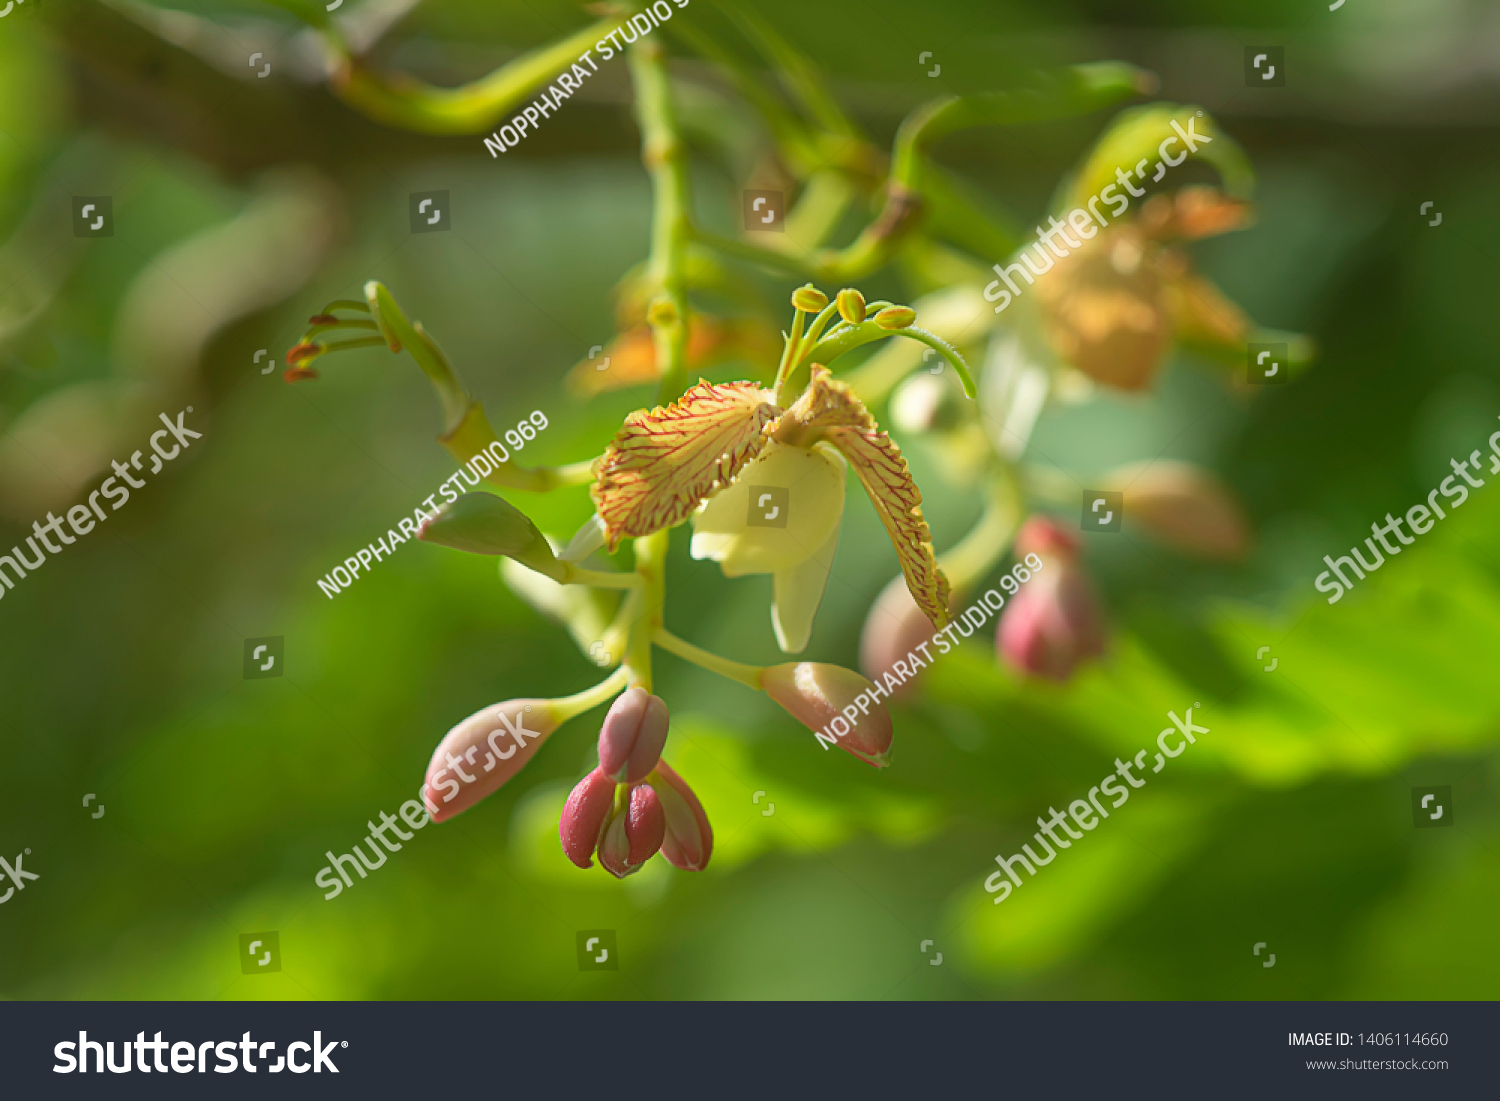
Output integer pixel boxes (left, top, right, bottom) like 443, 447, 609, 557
418, 492, 563, 579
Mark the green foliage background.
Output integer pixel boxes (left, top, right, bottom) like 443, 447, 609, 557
1, 0, 1497, 999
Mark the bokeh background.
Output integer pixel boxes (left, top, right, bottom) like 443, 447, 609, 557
2, 0, 1498, 999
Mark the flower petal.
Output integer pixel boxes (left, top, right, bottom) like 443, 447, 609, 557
779, 367, 951, 629
591, 381, 780, 550
772, 496, 842, 653
690, 441, 845, 577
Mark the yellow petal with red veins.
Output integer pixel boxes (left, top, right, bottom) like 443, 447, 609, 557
592, 381, 780, 549
779, 367, 951, 629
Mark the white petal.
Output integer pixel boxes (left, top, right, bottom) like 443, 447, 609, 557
691, 443, 845, 576
771, 512, 841, 653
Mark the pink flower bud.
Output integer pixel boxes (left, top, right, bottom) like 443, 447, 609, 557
597, 783, 666, 878
649, 761, 713, 871
1016, 515, 1080, 560
421, 699, 558, 824
597, 686, 670, 783
996, 525, 1107, 682
762, 662, 893, 768
559, 768, 616, 869
859, 574, 948, 698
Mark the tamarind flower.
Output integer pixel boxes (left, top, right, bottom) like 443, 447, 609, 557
1028, 187, 1252, 392
997, 517, 1108, 682
591, 285, 970, 651
288, 280, 973, 878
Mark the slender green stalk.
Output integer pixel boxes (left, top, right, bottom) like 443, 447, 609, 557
625, 530, 670, 692
663, 17, 823, 174
628, 40, 693, 405
711, 1, 860, 139
653, 628, 765, 691
550, 665, 634, 724
563, 566, 643, 590
324, 17, 624, 135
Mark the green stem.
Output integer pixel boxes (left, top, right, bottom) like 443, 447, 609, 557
623, 531, 670, 692
549, 665, 634, 725
628, 40, 693, 406
653, 628, 765, 691
711, 1, 860, 140
562, 566, 644, 590
324, 17, 625, 135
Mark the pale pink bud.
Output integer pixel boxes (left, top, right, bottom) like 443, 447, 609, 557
1016, 515, 1080, 560
1104, 461, 1250, 561
997, 523, 1107, 682
762, 662, 893, 768
597, 687, 670, 783
649, 761, 713, 871
597, 783, 666, 878
559, 768, 617, 869
859, 574, 949, 698
421, 698, 558, 824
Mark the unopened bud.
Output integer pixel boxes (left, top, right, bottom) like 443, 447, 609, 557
860, 574, 947, 698
597, 687, 670, 783
1015, 515, 1080, 561
559, 768, 616, 868
419, 492, 561, 579
1104, 461, 1250, 561
762, 662, 893, 768
648, 761, 713, 871
996, 554, 1107, 683
874, 305, 916, 330
835, 288, 867, 324
792, 284, 829, 313
597, 783, 666, 878
423, 699, 559, 823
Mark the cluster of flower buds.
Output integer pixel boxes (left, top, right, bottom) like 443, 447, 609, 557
559, 688, 713, 877
419, 684, 713, 878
